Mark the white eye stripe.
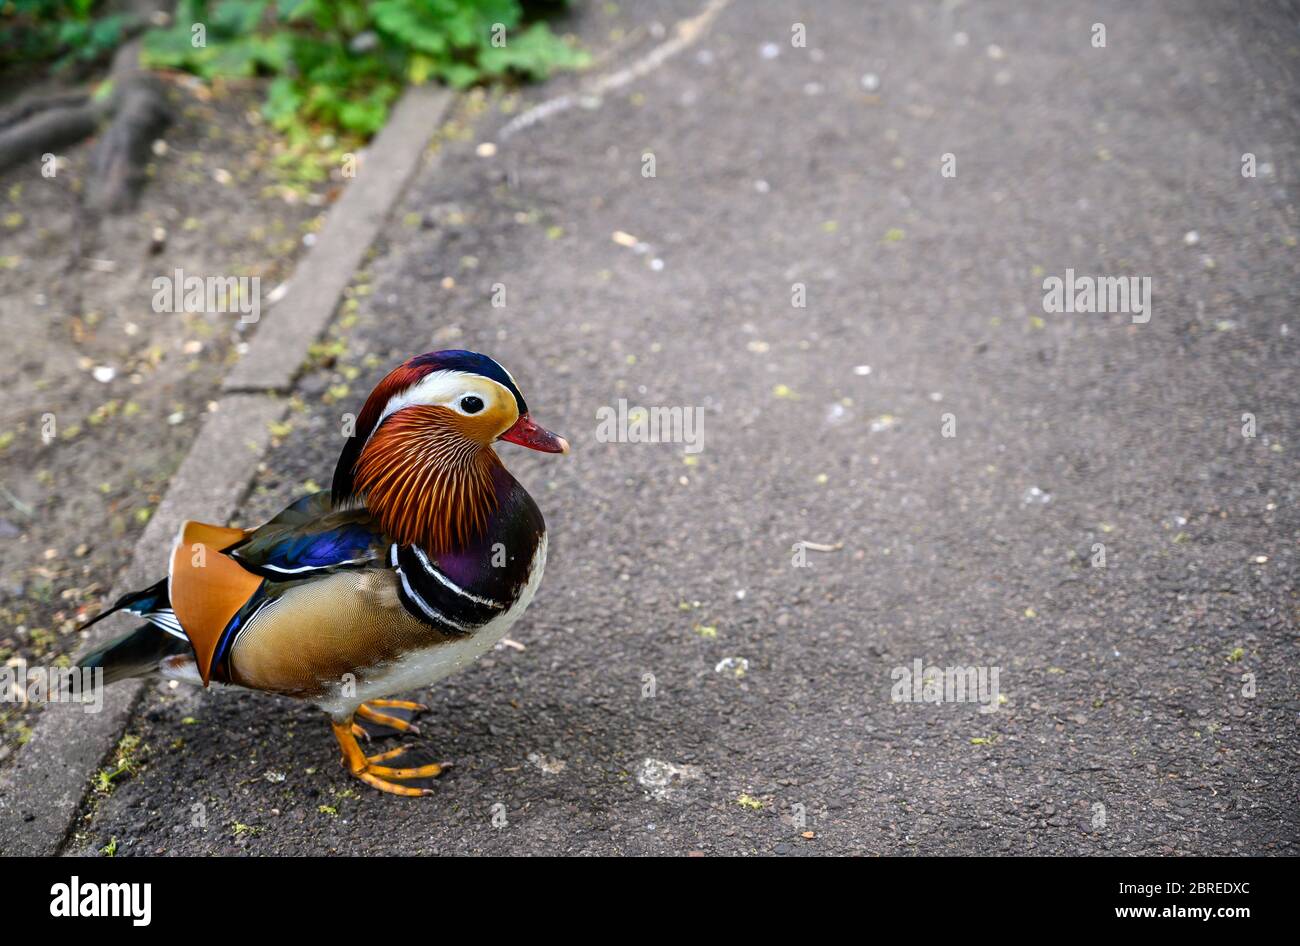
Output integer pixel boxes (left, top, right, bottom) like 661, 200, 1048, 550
375, 371, 510, 426
376, 370, 475, 428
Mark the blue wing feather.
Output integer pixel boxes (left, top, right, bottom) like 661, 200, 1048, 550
230, 492, 384, 576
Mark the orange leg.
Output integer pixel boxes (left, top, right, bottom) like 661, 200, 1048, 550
330, 718, 444, 797
356, 700, 424, 734
367, 698, 429, 711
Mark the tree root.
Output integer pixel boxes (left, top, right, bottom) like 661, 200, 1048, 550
0, 4, 173, 214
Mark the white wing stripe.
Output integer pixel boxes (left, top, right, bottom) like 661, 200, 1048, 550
255, 556, 372, 575
145, 609, 187, 640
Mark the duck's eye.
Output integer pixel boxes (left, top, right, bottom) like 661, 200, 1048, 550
460, 395, 485, 414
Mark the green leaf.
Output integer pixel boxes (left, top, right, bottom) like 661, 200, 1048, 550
406, 53, 435, 85
437, 61, 480, 89
210, 0, 272, 38
478, 23, 587, 79
371, 0, 448, 56
263, 74, 303, 129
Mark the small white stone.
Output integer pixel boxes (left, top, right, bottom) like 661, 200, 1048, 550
861, 72, 880, 91
760, 42, 780, 60
91, 365, 115, 383
853, 365, 872, 375
1183, 230, 1200, 246
475, 141, 497, 158
636, 758, 702, 801
714, 656, 750, 676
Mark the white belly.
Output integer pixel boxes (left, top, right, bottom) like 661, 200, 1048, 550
314, 533, 547, 717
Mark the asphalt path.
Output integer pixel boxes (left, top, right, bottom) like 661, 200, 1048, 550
69, 0, 1297, 855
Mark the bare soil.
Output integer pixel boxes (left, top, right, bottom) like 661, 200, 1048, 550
0, 75, 335, 757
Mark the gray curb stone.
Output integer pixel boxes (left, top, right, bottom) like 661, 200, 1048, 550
224, 86, 453, 393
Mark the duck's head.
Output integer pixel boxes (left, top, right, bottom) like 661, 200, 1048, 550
332, 350, 567, 549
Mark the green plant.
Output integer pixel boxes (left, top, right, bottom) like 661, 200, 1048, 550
142, 0, 587, 137
4, 1, 584, 138
0, 0, 130, 70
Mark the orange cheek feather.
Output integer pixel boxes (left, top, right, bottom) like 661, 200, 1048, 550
450, 399, 517, 444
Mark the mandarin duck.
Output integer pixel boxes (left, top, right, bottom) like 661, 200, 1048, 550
76, 351, 568, 796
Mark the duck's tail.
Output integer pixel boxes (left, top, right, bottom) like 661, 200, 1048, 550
76, 578, 191, 685
77, 623, 192, 685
